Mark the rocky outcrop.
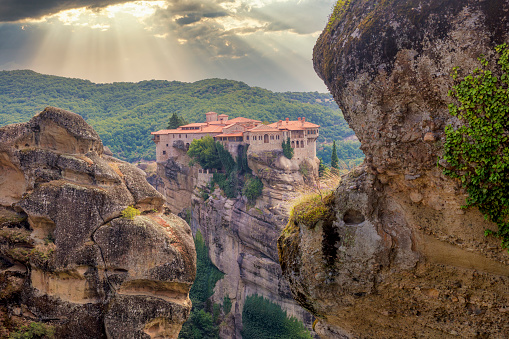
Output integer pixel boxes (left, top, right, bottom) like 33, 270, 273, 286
0, 107, 196, 338
278, 1, 509, 338
155, 149, 317, 337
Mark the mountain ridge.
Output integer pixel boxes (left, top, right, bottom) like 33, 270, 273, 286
0, 70, 353, 162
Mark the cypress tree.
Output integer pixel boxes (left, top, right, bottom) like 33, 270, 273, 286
331, 141, 339, 170
167, 113, 188, 129
318, 157, 328, 177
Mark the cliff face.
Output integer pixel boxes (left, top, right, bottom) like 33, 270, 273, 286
155, 149, 317, 337
278, 1, 509, 338
0, 107, 196, 338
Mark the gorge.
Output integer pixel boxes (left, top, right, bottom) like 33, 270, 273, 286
150, 140, 319, 337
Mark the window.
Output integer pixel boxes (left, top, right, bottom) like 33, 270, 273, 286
246, 135, 249, 140
301, 140, 304, 148
291, 141, 295, 148
264, 134, 269, 143
179, 134, 181, 138
270, 135, 274, 140
163, 151, 166, 155
166, 144, 168, 146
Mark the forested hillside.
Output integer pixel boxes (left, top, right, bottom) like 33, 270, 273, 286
0, 70, 356, 162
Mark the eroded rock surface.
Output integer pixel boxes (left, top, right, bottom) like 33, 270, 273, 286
0, 107, 196, 338
278, 1, 509, 338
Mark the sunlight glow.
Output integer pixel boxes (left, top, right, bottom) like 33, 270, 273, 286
4, 0, 332, 91
104, 1, 168, 19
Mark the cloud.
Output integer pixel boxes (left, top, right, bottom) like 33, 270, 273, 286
0, 0, 134, 22
0, 0, 336, 91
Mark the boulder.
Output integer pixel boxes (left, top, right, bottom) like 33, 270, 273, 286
0, 107, 196, 338
278, 1, 509, 338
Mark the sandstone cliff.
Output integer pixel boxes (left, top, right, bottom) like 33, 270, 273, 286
278, 1, 509, 338
0, 107, 196, 338
153, 147, 317, 337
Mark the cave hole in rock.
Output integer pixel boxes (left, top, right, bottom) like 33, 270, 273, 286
343, 209, 365, 225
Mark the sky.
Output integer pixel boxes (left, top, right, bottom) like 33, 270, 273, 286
0, 0, 336, 92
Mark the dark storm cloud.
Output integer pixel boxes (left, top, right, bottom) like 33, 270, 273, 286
0, 0, 134, 22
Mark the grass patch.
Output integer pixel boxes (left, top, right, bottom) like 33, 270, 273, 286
289, 192, 335, 229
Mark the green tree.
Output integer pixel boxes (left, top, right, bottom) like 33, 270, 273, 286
441, 43, 509, 249
187, 136, 222, 170
179, 231, 223, 339
241, 295, 312, 339
330, 140, 339, 170
167, 112, 188, 129
242, 175, 264, 202
318, 157, 328, 177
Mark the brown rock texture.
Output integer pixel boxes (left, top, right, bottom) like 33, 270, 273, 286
0, 107, 196, 338
153, 148, 317, 338
278, 1, 509, 338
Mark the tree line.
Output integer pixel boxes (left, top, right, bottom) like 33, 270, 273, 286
0, 70, 354, 162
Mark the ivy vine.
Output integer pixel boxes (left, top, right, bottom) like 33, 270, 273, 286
442, 43, 509, 249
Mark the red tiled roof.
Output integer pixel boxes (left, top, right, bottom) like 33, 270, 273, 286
247, 125, 280, 133
180, 123, 206, 128
215, 132, 243, 137
267, 120, 320, 130
227, 117, 262, 124
152, 125, 223, 135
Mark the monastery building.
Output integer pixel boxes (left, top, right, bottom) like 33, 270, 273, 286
152, 112, 319, 163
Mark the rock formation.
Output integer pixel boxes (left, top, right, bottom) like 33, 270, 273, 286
153, 147, 317, 337
0, 107, 196, 338
278, 1, 509, 338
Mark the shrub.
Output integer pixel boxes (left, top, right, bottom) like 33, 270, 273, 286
223, 295, 232, 314
243, 175, 263, 203
121, 206, 141, 219
290, 192, 334, 228
441, 43, 509, 249
9, 322, 55, 339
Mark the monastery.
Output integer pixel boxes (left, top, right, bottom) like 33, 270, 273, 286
152, 112, 319, 163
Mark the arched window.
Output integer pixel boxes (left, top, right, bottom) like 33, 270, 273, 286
301, 140, 304, 148
291, 141, 295, 148
264, 134, 269, 143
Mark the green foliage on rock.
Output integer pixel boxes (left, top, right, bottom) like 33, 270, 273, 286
241, 294, 312, 339
121, 206, 141, 219
0, 71, 354, 162
223, 295, 232, 315
8, 322, 55, 339
282, 137, 294, 159
442, 43, 509, 249
243, 175, 264, 203
327, 0, 352, 32
289, 192, 335, 229
188, 136, 223, 170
